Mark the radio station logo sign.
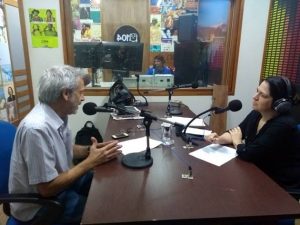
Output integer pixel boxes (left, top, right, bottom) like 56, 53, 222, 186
114, 25, 140, 43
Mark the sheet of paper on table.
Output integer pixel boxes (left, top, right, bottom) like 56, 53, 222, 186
163, 116, 206, 127
119, 136, 162, 155
189, 144, 237, 166
185, 127, 212, 136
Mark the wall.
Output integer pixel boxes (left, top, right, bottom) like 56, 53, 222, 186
22, 0, 270, 140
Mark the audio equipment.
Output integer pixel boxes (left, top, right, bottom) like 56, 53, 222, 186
272, 77, 293, 114
178, 14, 197, 42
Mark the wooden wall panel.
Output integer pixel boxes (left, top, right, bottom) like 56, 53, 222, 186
209, 84, 228, 134
101, 0, 150, 73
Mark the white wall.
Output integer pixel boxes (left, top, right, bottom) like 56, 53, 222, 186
22, 0, 270, 139
22, 0, 64, 104
228, 0, 270, 127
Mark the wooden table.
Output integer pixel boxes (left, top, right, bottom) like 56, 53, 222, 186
81, 103, 300, 225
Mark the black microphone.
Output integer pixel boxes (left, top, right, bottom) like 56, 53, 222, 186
140, 110, 185, 127
166, 82, 198, 91
103, 103, 139, 115
214, 99, 242, 114
83, 102, 114, 115
181, 99, 242, 144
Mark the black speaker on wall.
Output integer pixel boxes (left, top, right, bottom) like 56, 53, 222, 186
178, 14, 198, 42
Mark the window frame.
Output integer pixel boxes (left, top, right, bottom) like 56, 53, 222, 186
60, 0, 244, 97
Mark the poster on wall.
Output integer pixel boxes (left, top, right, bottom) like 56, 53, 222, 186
29, 8, 58, 48
71, 0, 101, 42
149, 0, 198, 53
0, 3, 18, 122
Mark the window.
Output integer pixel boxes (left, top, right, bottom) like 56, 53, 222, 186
60, 0, 244, 96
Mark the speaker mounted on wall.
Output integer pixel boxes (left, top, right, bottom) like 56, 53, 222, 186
178, 14, 198, 42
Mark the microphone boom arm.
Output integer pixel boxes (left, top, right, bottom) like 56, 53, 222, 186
182, 107, 218, 139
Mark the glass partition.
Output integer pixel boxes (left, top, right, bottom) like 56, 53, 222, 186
61, 0, 244, 95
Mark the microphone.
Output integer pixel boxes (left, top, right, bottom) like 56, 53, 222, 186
82, 102, 114, 115
103, 103, 137, 115
214, 99, 242, 114
166, 82, 198, 91
140, 110, 185, 127
182, 99, 242, 144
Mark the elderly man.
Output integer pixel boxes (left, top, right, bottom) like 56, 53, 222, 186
9, 65, 121, 224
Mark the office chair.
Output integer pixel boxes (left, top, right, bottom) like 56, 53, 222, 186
0, 120, 64, 225
286, 124, 300, 201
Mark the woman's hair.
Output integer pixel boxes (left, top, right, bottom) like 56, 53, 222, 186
46, 9, 52, 15
8, 86, 14, 95
265, 76, 295, 103
38, 65, 88, 104
31, 9, 39, 15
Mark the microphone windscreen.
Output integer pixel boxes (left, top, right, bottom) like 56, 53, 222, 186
83, 102, 97, 115
228, 99, 242, 112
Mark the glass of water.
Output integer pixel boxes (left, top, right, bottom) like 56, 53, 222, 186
161, 122, 174, 146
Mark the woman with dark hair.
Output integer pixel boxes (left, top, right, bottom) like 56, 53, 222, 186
7, 86, 15, 102
205, 76, 300, 189
44, 9, 55, 22
30, 9, 43, 22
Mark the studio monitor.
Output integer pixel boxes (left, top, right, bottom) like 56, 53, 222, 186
178, 14, 197, 42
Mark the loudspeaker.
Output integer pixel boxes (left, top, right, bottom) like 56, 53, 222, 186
73, 42, 101, 68
178, 14, 197, 42
272, 77, 293, 114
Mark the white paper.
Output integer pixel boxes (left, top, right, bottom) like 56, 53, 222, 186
119, 136, 162, 155
185, 127, 212, 136
163, 116, 205, 127
189, 144, 237, 166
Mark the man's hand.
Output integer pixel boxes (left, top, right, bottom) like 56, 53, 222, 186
86, 137, 122, 168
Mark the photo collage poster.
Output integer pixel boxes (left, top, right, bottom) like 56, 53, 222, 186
150, 0, 198, 52
71, 0, 101, 42
0, 2, 18, 123
29, 8, 58, 48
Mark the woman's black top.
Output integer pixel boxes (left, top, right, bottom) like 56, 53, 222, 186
236, 110, 300, 189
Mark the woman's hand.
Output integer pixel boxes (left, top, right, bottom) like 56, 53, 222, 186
228, 127, 242, 148
204, 132, 220, 143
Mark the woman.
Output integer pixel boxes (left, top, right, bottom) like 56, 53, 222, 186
44, 9, 55, 22
31, 24, 42, 36
30, 9, 43, 22
7, 86, 15, 102
205, 76, 300, 189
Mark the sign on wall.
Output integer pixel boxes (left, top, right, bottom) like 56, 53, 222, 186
114, 25, 140, 43
29, 8, 58, 48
